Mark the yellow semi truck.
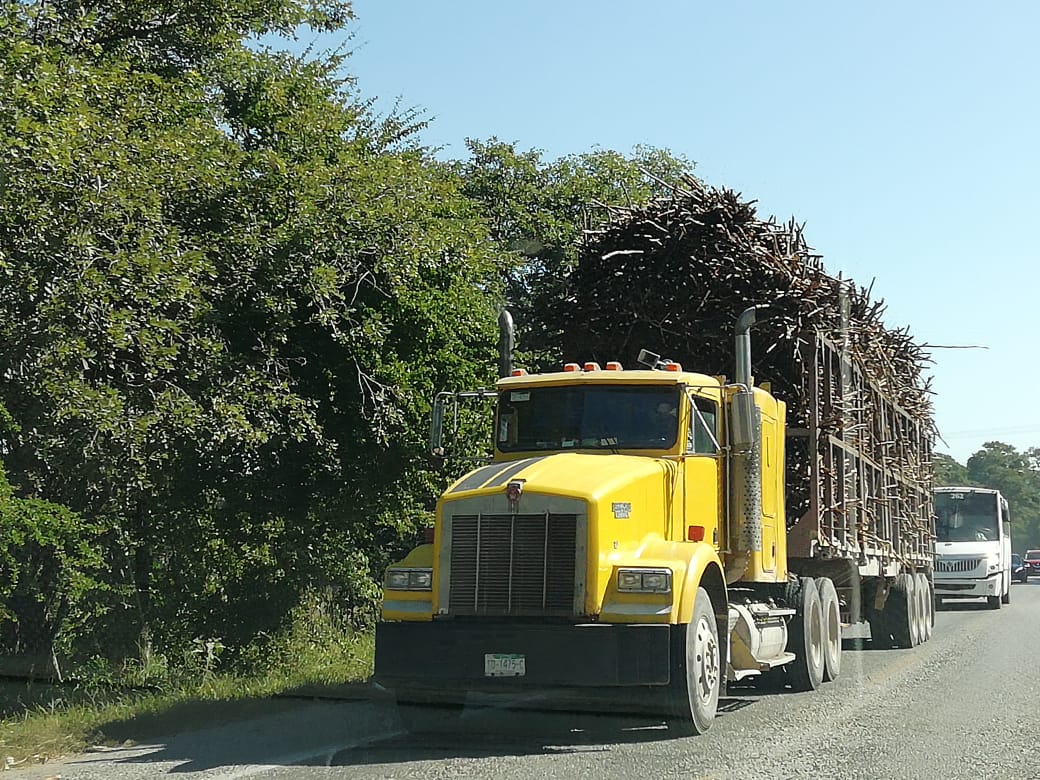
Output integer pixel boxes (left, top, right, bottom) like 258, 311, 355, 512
374, 308, 934, 735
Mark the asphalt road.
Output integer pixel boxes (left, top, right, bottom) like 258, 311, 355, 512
21, 582, 1040, 780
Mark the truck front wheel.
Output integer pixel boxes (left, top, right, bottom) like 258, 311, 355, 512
666, 586, 720, 736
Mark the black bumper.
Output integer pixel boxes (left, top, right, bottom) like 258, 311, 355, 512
374, 620, 672, 692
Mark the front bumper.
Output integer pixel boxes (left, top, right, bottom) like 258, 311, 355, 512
374, 620, 672, 694
934, 572, 1002, 598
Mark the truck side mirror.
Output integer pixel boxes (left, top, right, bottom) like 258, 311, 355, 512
430, 392, 449, 457
428, 389, 500, 460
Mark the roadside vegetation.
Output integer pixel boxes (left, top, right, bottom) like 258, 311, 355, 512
1, 591, 374, 766
1, 0, 1038, 769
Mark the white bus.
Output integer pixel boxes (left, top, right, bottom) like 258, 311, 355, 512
933, 486, 1012, 609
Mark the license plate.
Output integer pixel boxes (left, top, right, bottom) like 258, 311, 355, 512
484, 653, 526, 677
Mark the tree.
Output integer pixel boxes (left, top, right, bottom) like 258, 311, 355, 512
933, 453, 971, 487
0, 3, 505, 663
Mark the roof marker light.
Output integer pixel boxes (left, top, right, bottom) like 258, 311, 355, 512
510, 368, 528, 377
664, 362, 682, 372
584, 362, 601, 372
563, 363, 581, 372
605, 361, 623, 371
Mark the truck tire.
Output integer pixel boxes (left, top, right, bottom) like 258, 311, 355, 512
908, 573, 923, 647
395, 695, 465, 735
814, 577, 841, 681
868, 601, 892, 648
885, 574, 914, 648
987, 594, 1002, 610
1001, 574, 1011, 604
666, 587, 720, 735
915, 573, 932, 642
787, 577, 825, 691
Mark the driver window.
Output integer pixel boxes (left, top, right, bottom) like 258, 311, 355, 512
687, 396, 719, 455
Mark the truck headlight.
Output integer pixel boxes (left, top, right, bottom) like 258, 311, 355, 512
385, 567, 433, 591
617, 568, 672, 594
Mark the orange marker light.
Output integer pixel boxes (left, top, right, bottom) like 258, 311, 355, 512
664, 363, 682, 372
687, 525, 706, 542
605, 361, 623, 370
510, 368, 528, 376
583, 362, 601, 372
563, 363, 580, 372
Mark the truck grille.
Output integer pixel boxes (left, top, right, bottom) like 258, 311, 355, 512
448, 512, 578, 616
935, 558, 981, 573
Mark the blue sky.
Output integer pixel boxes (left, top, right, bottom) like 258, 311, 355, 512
279, 1, 1040, 464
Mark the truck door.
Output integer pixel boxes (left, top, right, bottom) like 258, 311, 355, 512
682, 392, 723, 547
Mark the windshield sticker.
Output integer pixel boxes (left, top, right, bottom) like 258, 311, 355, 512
509, 391, 530, 402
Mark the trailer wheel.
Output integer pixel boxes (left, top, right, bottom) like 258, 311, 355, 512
814, 577, 841, 681
885, 574, 914, 648
787, 577, 824, 691
915, 573, 932, 642
868, 604, 891, 647
395, 695, 465, 734
910, 574, 925, 646
666, 587, 720, 736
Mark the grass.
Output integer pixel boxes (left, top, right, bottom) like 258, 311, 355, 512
0, 597, 375, 770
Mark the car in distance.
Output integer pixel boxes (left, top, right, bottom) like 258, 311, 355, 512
1024, 550, 1040, 578
1012, 554, 1029, 583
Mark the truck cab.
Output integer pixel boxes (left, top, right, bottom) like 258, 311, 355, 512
374, 309, 845, 736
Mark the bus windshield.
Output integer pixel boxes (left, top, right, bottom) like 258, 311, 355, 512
935, 491, 1000, 542
496, 384, 680, 452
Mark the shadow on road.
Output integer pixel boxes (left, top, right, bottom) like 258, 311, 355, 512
325, 698, 759, 768
938, 600, 998, 611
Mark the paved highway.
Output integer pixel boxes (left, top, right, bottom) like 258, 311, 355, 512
22, 582, 1040, 779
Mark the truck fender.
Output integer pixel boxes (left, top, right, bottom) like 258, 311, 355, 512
676, 550, 728, 627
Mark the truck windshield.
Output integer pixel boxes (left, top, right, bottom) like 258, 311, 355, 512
935, 492, 999, 542
496, 384, 680, 452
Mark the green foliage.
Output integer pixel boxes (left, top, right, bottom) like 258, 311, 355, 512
0, 465, 110, 664
16, 0, 353, 74
0, 2, 503, 668
933, 452, 971, 487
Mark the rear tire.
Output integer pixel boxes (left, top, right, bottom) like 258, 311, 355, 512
814, 577, 841, 681
915, 573, 933, 642
666, 587, 720, 735
886, 574, 914, 648
908, 574, 923, 647
787, 577, 825, 691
